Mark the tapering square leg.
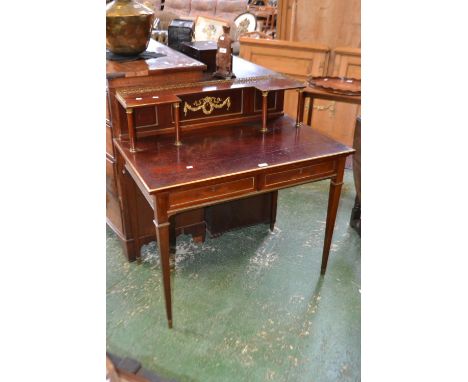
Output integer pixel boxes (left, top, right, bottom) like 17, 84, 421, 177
321, 158, 346, 275
154, 219, 173, 328
270, 191, 278, 232
169, 216, 176, 270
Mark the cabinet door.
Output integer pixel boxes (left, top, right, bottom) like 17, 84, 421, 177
307, 48, 361, 147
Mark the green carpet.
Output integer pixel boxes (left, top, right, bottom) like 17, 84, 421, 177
107, 169, 361, 382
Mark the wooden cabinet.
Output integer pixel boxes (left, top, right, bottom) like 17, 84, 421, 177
277, 0, 361, 49
330, 47, 361, 78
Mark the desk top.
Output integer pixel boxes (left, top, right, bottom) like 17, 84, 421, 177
115, 115, 353, 193
106, 40, 206, 80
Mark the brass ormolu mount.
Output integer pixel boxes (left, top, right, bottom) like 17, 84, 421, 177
183, 96, 231, 117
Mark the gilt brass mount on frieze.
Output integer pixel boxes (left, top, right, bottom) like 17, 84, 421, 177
183, 96, 231, 117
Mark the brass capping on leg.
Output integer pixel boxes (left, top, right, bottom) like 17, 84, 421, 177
331, 180, 344, 186
262, 90, 269, 97
126, 108, 134, 114
173, 102, 180, 109
174, 140, 182, 146
295, 122, 303, 127
129, 147, 137, 153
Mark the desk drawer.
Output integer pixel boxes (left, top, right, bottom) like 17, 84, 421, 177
261, 161, 336, 189
169, 177, 256, 210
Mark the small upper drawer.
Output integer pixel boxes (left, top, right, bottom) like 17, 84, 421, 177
169, 177, 256, 210
261, 161, 336, 190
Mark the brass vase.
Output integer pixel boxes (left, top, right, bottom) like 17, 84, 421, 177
106, 0, 154, 56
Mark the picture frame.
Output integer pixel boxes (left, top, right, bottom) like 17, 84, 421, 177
194, 15, 229, 42
234, 12, 257, 37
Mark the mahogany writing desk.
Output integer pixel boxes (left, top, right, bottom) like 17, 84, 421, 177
114, 115, 354, 328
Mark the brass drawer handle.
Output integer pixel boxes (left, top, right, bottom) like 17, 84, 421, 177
312, 101, 336, 117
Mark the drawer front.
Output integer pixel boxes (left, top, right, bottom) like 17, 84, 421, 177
262, 161, 336, 190
169, 177, 256, 210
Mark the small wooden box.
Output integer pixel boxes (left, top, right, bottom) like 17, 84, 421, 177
168, 19, 195, 52
181, 41, 217, 72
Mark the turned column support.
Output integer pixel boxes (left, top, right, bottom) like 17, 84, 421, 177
260, 91, 269, 133
296, 88, 304, 127
126, 108, 137, 153
173, 102, 182, 146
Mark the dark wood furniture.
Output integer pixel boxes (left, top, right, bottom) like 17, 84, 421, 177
180, 41, 218, 73
107, 40, 207, 261
114, 63, 305, 151
114, 115, 353, 328
107, 40, 289, 261
205, 193, 276, 236
109, 41, 354, 328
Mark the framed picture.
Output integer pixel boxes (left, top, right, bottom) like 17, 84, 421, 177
194, 15, 229, 42
234, 12, 257, 37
